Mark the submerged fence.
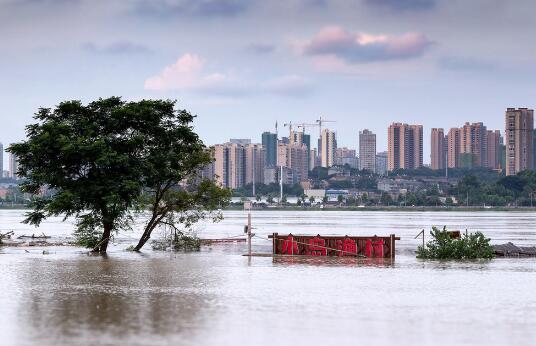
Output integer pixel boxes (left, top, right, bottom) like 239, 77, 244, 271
270, 233, 400, 259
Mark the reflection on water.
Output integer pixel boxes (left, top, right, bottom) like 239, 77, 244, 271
0, 210, 536, 346
9, 253, 221, 346
272, 255, 394, 267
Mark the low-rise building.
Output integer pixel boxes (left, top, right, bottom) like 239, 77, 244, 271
326, 189, 349, 200
304, 189, 326, 199
377, 178, 424, 195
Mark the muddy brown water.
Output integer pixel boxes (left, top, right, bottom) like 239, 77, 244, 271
1, 210, 535, 346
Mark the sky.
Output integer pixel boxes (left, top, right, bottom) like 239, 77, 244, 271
1, 0, 536, 166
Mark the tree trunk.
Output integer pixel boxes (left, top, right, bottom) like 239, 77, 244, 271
92, 222, 112, 253
134, 228, 152, 251
134, 212, 158, 251
134, 211, 168, 251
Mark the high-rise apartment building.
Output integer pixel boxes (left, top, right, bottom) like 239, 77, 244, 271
199, 149, 216, 182
261, 132, 277, 167
290, 130, 311, 169
289, 130, 302, 145
486, 130, 502, 169
359, 129, 376, 172
213, 143, 245, 189
320, 129, 336, 168
212, 143, 266, 189
334, 147, 356, 166
459, 122, 488, 168
447, 128, 461, 168
505, 108, 534, 175
277, 142, 309, 183
375, 151, 388, 176
277, 143, 287, 168
9, 152, 19, 179
289, 144, 309, 182
447, 124, 502, 170
387, 123, 423, 171
430, 128, 446, 170
244, 144, 265, 186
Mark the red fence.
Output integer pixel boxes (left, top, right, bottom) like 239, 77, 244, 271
270, 233, 399, 259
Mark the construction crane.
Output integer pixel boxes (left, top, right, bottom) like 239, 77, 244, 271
295, 122, 319, 134
283, 121, 293, 138
284, 122, 319, 136
316, 116, 336, 137
284, 122, 320, 144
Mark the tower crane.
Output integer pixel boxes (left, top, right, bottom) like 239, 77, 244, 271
283, 121, 293, 138
284, 122, 320, 143
316, 116, 336, 137
295, 122, 319, 133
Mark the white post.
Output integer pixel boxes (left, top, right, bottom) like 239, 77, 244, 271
247, 211, 252, 256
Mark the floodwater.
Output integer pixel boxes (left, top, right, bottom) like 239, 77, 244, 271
0, 210, 535, 346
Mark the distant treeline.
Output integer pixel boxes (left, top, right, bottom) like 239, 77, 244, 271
389, 166, 503, 182
395, 170, 536, 207
449, 170, 536, 206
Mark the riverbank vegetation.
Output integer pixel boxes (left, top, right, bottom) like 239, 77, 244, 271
416, 226, 495, 259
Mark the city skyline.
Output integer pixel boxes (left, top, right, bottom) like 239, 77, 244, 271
203, 107, 533, 188
3, 1, 536, 163
1, 106, 532, 177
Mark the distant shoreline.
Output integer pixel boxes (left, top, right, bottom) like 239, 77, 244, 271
223, 205, 534, 212
1, 205, 534, 212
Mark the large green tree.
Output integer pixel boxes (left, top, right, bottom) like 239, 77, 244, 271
9, 97, 229, 252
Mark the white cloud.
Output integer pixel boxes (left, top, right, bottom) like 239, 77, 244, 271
298, 26, 433, 64
145, 53, 313, 98
144, 53, 205, 90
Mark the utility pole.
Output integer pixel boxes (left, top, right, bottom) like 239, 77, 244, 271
280, 165, 283, 202
445, 152, 448, 179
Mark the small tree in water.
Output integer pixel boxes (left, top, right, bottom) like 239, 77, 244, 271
416, 226, 495, 259
9, 97, 230, 253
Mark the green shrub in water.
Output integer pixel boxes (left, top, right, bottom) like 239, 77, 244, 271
417, 226, 494, 259
172, 234, 201, 251
151, 231, 201, 252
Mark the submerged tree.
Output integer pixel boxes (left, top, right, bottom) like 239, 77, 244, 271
9, 97, 230, 253
416, 226, 494, 260
134, 176, 230, 251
